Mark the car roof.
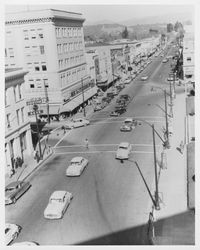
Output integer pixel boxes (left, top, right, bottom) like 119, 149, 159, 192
6, 181, 23, 188
125, 118, 133, 122
119, 142, 130, 147
50, 191, 67, 199
71, 156, 83, 162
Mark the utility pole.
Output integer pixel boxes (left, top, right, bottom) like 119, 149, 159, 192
33, 104, 42, 160
164, 90, 169, 147
173, 72, 176, 98
169, 80, 173, 118
43, 79, 50, 123
81, 78, 86, 117
152, 124, 160, 210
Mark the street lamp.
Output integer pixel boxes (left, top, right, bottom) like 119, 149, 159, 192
133, 118, 168, 210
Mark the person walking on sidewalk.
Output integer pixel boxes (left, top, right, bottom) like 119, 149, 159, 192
85, 138, 89, 149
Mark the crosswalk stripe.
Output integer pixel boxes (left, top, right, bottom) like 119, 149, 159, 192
54, 150, 154, 154
54, 143, 161, 148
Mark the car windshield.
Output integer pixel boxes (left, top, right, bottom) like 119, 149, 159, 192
5, 186, 16, 192
50, 198, 63, 203
125, 120, 132, 124
5, 228, 10, 234
119, 146, 128, 150
71, 161, 80, 165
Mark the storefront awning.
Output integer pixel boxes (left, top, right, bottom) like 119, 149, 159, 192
59, 87, 97, 113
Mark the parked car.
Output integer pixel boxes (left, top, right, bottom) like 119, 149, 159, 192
66, 157, 88, 176
141, 76, 148, 81
110, 111, 120, 117
44, 191, 73, 219
162, 59, 168, 63
65, 118, 90, 129
5, 181, 31, 205
5, 223, 21, 245
124, 78, 132, 84
115, 142, 132, 160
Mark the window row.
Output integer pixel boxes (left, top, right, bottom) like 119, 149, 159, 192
70, 81, 94, 98
60, 67, 86, 86
29, 79, 49, 89
57, 41, 83, 54
23, 29, 44, 40
26, 62, 47, 72
55, 27, 82, 38
6, 107, 25, 129
5, 84, 23, 107
25, 45, 45, 56
58, 55, 84, 69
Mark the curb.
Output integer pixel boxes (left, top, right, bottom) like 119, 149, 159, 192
21, 150, 54, 182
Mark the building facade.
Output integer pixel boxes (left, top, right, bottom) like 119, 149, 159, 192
5, 68, 33, 176
183, 24, 194, 81
5, 9, 97, 118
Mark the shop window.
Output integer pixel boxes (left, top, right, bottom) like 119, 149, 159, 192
42, 65, 47, 71
30, 84, 35, 88
35, 66, 40, 71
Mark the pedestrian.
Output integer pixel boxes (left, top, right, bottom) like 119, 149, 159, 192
85, 138, 89, 149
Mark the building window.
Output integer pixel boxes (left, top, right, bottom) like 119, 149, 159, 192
38, 33, 44, 38
16, 109, 20, 125
30, 29, 36, 39
40, 45, 45, 54
6, 114, 11, 128
42, 65, 47, 71
13, 86, 17, 102
30, 83, 35, 88
18, 84, 22, 99
187, 57, 191, 61
23, 30, 29, 40
20, 131, 27, 151
5, 89, 8, 106
21, 107, 25, 123
8, 48, 14, 58
36, 79, 42, 88
44, 79, 49, 88
35, 66, 40, 71
5, 49, 7, 57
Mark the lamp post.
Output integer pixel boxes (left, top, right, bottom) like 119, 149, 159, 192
81, 78, 86, 117
43, 79, 50, 123
33, 104, 42, 160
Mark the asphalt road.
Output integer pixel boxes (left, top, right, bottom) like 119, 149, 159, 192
5, 44, 178, 245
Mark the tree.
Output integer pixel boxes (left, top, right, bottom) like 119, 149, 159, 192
167, 23, 174, 32
122, 27, 129, 39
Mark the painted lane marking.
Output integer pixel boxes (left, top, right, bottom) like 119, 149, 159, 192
54, 150, 155, 155
54, 130, 72, 148
54, 143, 161, 149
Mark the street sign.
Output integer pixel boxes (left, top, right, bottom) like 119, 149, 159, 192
26, 97, 47, 106
28, 110, 43, 116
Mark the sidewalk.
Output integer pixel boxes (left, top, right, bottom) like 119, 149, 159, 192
151, 92, 195, 244
5, 103, 95, 186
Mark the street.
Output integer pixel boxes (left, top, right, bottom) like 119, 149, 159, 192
5, 45, 179, 245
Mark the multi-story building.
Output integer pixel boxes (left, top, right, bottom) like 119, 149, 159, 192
5, 68, 33, 176
183, 24, 194, 81
5, 9, 97, 119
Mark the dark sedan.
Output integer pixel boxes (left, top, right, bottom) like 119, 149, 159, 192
5, 181, 31, 205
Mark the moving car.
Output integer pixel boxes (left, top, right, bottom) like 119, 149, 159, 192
44, 191, 73, 219
141, 76, 148, 81
115, 142, 132, 160
120, 124, 132, 132
66, 157, 88, 176
124, 118, 137, 128
5, 223, 21, 245
65, 118, 90, 129
5, 181, 31, 205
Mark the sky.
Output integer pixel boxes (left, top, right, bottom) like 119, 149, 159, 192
5, 1, 194, 24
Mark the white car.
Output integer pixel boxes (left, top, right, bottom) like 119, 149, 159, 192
66, 157, 88, 176
141, 76, 148, 81
124, 118, 137, 128
12, 241, 39, 246
124, 78, 132, 84
5, 223, 21, 245
65, 118, 90, 129
44, 191, 73, 219
116, 142, 132, 160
